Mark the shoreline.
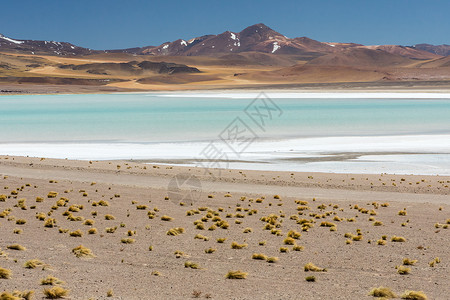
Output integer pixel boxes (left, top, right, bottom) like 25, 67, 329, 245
1, 155, 449, 195
2, 82, 450, 96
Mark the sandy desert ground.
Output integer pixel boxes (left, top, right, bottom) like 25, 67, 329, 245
1, 51, 450, 95
0, 155, 449, 299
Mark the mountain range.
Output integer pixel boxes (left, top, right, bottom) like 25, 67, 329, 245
0, 24, 449, 93
1, 24, 449, 59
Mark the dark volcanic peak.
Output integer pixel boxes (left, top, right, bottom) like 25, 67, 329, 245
134, 23, 335, 56
0, 33, 95, 56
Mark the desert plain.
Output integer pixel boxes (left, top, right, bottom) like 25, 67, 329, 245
0, 155, 449, 299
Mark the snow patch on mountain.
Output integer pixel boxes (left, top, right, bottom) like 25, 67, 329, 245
0, 34, 24, 44
272, 41, 280, 53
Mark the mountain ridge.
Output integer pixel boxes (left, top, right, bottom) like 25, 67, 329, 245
1, 24, 448, 60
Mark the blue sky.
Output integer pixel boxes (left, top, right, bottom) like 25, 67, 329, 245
1, 0, 448, 50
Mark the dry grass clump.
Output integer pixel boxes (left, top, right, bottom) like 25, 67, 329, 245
368, 286, 397, 298
266, 257, 279, 263
184, 261, 200, 269
47, 191, 58, 198
204, 248, 216, 254
36, 212, 46, 221
293, 245, 305, 251
3, 290, 35, 299
400, 291, 428, 300
283, 237, 296, 245
320, 221, 336, 227
24, 259, 44, 269
397, 266, 411, 275
0, 267, 12, 279
243, 227, 252, 233
167, 227, 185, 236
105, 226, 117, 233
88, 228, 97, 234
402, 258, 418, 265
43, 218, 56, 228
69, 230, 83, 237
429, 257, 440, 267
391, 236, 406, 242
41, 276, 64, 286
377, 239, 387, 245
231, 242, 247, 249
161, 215, 173, 221
43, 286, 69, 299
279, 247, 289, 253
83, 219, 94, 226
287, 230, 302, 239
216, 238, 227, 243
104, 214, 115, 220
373, 221, 384, 226
72, 245, 94, 258
194, 234, 209, 241
225, 270, 247, 279
7, 244, 26, 251
304, 262, 327, 272
0, 194, 6, 202
121, 238, 135, 244
136, 205, 147, 210
15, 219, 26, 225
398, 210, 407, 216
252, 253, 268, 260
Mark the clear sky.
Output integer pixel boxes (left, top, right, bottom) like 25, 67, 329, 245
1, 0, 448, 50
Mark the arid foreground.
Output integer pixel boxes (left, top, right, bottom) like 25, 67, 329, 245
0, 156, 449, 299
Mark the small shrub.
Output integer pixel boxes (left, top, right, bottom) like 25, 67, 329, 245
88, 228, 98, 234
305, 275, 316, 282
204, 248, 216, 254
15, 219, 26, 225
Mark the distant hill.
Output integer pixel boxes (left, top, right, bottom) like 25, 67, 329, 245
0, 33, 95, 56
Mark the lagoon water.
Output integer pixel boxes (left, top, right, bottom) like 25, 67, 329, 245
1, 92, 450, 175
